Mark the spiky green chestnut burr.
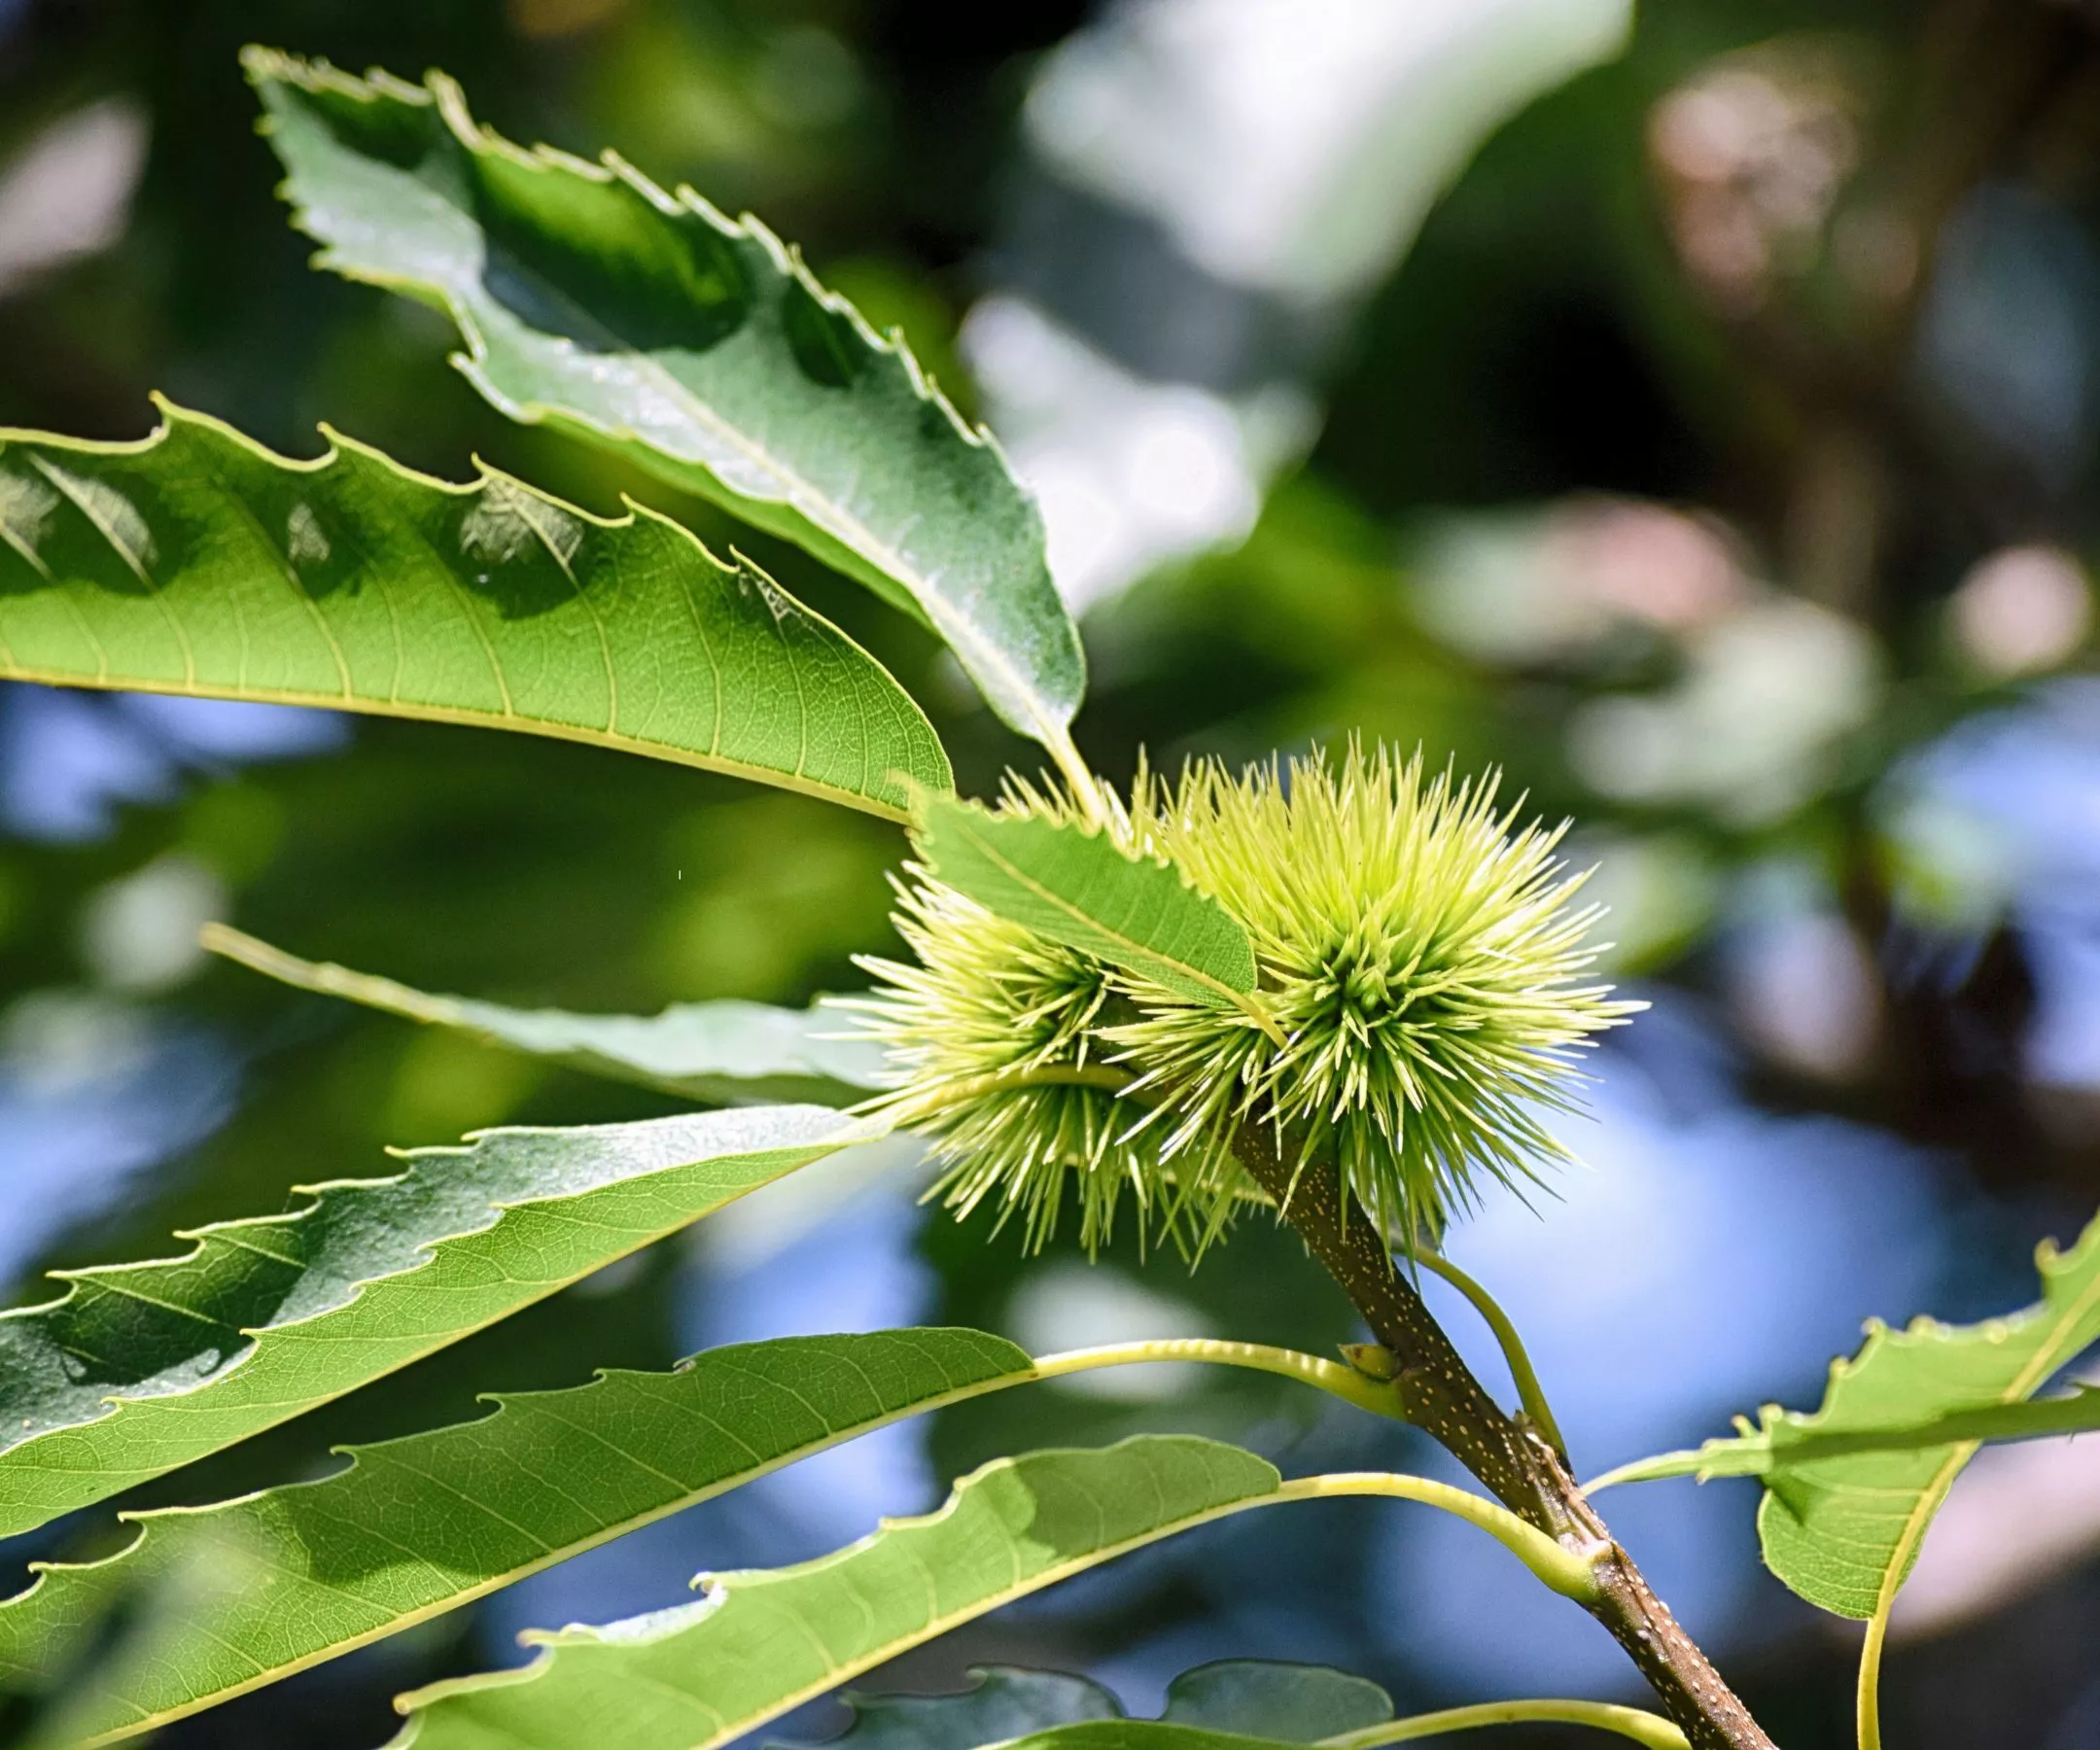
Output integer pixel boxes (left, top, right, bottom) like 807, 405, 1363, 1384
856, 744, 1638, 1253
850, 872, 1237, 1252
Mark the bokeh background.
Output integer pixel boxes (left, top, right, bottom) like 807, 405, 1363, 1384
4, 0, 2099, 1743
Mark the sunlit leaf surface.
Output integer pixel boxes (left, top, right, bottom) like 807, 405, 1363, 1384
393, 1437, 1281, 1750
0, 402, 949, 819
247, 50, 1086, 762
5, 1329, 1028, 1746
0, 1105, 883, 1537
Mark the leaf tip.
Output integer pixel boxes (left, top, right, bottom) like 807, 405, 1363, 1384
237, 42, 288, 82
423, 67, 477, 141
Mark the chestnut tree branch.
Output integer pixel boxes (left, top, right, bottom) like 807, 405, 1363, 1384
1228, 1122, 1775, 1750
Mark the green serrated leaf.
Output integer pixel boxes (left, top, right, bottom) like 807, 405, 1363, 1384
1595, 1208, 2100, 1619
11, 1344, 1432, 1743
0, 1105, 885, 1540
1591, 1386, 2100, 1488
390, 1437, 1284, 1750
0, 402, 950, 819
909, 793, 1265, 1018
244, 48, 1087, 765
205, 924, 892, 1105
5, 1330, 1031, 1746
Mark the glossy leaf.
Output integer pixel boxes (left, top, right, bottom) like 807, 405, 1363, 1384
0, 403, 950, 819
0, 1105, 883, 1539
10, 1344, 1427, 1742
246, 49, 1088, 765
1596, 1208, 2100, 1619
6, 1330, 1029, 1745
206, 924, 892, 1105
909, 793, 1260, 1011
391, 1437, 1283, 1750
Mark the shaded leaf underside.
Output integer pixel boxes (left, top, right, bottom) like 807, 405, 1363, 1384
206, 923, 892, 1105
247, 48, 1086, 759
1149, 1662, 1395, 1742
0, 403, 949, 818
0, 1104, 881, 1538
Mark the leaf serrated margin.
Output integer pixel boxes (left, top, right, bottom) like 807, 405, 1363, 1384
1590, 1206, 2100, 1619
4, 1337, 1412, 1743
387, 1439, 1592, 1750
0, 400, 951, 818
0, 1106, 887, 1537
4, 1330, 1031, 1745
242, 46, 1090, 788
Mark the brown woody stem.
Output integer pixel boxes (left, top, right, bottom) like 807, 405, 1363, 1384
1229, 1123, 1774, 1750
